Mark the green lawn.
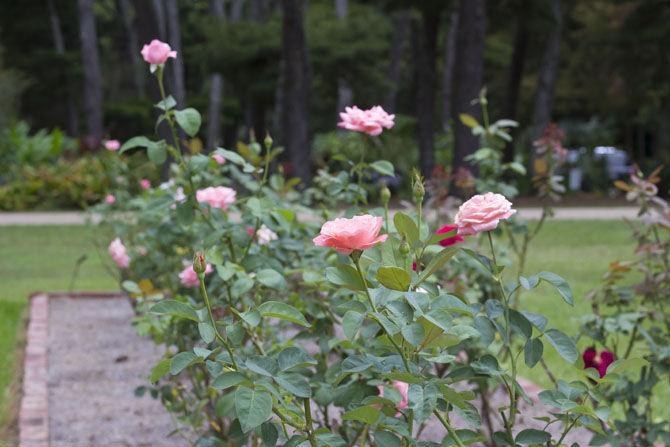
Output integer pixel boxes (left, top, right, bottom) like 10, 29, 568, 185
0, 220, 652, 441
0, 225, 116, 440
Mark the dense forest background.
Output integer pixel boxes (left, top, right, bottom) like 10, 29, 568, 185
1, 0, 669, 184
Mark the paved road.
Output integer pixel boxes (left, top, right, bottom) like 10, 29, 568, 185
0, 207, 639, 226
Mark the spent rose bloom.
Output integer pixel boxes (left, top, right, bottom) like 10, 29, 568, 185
179, 263, 213, 288
378, 381, 409, 415
313, 215, 388, 255
257, 224, 278, 245
139, 179, 151, 190
338, 105, 395, 136
108, 238, 130, 269
212, 154, 226, 165
583, 348, 615, 378
141, 39, 177, 65
105, 194, 116, 205
436, 224, 465, 247
454, 192, 516, 236
104, 139, 120, 151
196, 186, 237, 210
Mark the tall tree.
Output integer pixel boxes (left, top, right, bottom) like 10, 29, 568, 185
118, 0, 145, 98
166, 0, 186, 108
78, 0, 104, 145
532, 0, 563, 139
384, 10, 410, 113
413, 3, 442, 178
441, 10, 458, 133
207, 0, 226, 150
281, 0, 311, 183
335, 0, 353, 116
452, 0, 486, 173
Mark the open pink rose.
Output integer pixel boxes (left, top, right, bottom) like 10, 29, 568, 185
139, 179, 151, 190
212, 154, 226, 165
338, 105, 395, 136
196, 186, 236, 210
105, 194, 116, 205
104, 139, 120, 151
313, 215, 388, 255
141, 39, 177, 65
179, 263, 213, 288
454, 192, 516, 236
108, 238, 130, 269
378, 381, 409, 415
436, 224, 465, 247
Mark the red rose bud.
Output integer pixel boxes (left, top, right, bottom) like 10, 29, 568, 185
193, 252, 206, 274
436, 224, 465, 247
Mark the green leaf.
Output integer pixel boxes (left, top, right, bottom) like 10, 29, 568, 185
235, 387, 273, 433
212, 371, 248, 390
278, 347, 317, 371
393, 212, 419, 245
149, 358, 170, 383
121, 280, 142, 295
258, 422, 279, 447
245, 356, 279, 377
258, 301, 310, 327
325, 264, 366, 291
509, 309, 532, 339
459, 113, 479, 128
369, 160, 395, 177
154, 95, 176, 111
342, 311, 364, 340
119, 136, 153, 154
524, 338, 544, 368
342, 405, 381, 425
150, 300, 199, 322
276, 372, 311, 398
257, 269, 286, 289
544, 329, 578, 363
401, 322, 425, 346
416, 248, 457, 285
174, 108, 202, 137
198, 322, 216, 344
376, 266, 410, 291
214, 148, 246, 165
373, 431, 400, 447
538, 271, 574, 305
147, 141, 167, 164
170, 351, 200, 375
515, 428, 551, 444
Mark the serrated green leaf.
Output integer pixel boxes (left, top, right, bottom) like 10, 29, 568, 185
258, 301, 310, 327
376, 266, 410, 291
342, 405, 381, 424
174, 108, 201, 137
235, 387, 273, 432
150, 300, 199, 322
544, 329, 578, 363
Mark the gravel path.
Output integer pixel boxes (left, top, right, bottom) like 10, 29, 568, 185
48, 296, 186, 447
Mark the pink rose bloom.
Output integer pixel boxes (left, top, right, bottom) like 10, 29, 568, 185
105, 194, 116, 205
108, 238, 130, 269
179, 263, 213, 288
212, 154, 226, 165
104, 140, 120, 151
378, 381, 409, 415
454, 192, 516, 236
313, 215, 388, 255
436, 224, 465, 247
141, 39, 177, 65
338, 105, 395, 136
139, 179, 151, 190
196, 186, 237, 210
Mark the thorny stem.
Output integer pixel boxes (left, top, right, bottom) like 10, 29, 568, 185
556, 416, 579, 446
433, 411, 466, 447
304, 398, 318, 447
198, 273, 237, 370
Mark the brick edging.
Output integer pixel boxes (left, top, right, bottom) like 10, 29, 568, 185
19, 293, 49, 447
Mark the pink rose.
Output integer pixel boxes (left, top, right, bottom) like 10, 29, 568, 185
313, 214, 388, 255
212, 154, 226, 165
436, 224, 465, 247
108, 238, 130, 269
454, 192, 516, 236
338, 105, 395, 136
105, 194, 116, 205
104, 139, 120, 151
196, 186, 237, 210
139, 179, 151, 190
141, 39, 177, 65
378, 381, 409, 415
179, 263, 213, 288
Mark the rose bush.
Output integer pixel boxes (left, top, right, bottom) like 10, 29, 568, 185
99, 39, 619, 446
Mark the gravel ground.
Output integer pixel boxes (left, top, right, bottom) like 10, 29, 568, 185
48, 296, 186, 447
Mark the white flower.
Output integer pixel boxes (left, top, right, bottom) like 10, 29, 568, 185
175, 187, 186, 203
256, 224, 278, 245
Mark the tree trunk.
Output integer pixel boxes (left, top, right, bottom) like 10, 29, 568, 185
502, 0, 529, 162
452, 0, 486, 172
152, 0, 167, 40
231, 0, 245, 21
384, 11, 410, 113
335, 0, 353, 116
166, 0, 186, 108
532, 0, 562, 140
281, 0, 311, 183
47, 0, 78, 136
441, 10, 458, 133
78, 0, 104, 146
413, 6, 441, 178
207, 0, 226, 150
118, 0, 145, 98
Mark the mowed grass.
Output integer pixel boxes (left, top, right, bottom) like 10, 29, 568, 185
0, 225, 116, 441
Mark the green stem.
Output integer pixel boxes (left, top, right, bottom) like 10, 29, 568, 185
198, 273, 237, 370
433, 410, 466, 447
303, 398, 317, 447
